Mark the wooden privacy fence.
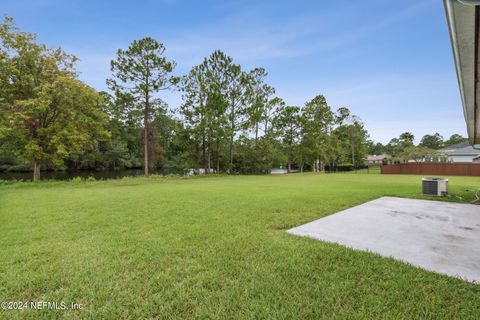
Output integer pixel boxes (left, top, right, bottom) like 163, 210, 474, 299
381, 163, 480, 176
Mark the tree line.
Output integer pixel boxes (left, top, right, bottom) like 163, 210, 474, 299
0, 18, 368, 180
366, 132, 468, 163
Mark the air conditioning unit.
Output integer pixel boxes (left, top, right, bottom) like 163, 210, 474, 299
422, 177, 448, 196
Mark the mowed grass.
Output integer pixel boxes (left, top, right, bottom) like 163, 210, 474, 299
0, 173, 479, 319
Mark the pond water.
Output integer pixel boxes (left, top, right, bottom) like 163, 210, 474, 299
0, 169, 165, 181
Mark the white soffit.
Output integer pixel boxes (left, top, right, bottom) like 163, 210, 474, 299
444, 0, 479, 144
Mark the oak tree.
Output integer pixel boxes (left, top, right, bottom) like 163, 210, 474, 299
0, 17, 108, 180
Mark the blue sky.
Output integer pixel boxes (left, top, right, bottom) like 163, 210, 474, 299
2, 0, 466, 144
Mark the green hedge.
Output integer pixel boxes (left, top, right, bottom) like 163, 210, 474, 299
337, 163, 354, 171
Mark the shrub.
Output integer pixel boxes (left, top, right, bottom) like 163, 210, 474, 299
337, 163, 354, 171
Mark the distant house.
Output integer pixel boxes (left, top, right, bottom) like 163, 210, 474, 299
270, 168, 301, 174
184, 168, 216, 176
439, 142, 480, 163
366, 154, 390, 165
473, 155, 480, 164
271, 168, 288, 174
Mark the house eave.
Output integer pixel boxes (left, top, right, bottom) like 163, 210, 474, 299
444, 0, 480, 144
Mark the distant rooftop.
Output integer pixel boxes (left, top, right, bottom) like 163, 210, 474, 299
440, 141, 471, 149
367, 154, 390, 161
440, 141, 480, 155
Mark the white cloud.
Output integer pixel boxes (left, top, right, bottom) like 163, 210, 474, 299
61, 0, 458, 143
162, 0, 435, 67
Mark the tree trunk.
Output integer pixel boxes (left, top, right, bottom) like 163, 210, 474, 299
207, 138, 211, 174
216, 139, 220, 174
33, 160, 41, 181
144, 122, 149, 176
202, 135, 207, 174
195, 142, 200, 173
229, 135, 233, 174
228, 101, 235, 174
351, 143, 355, 169
287, 143, 292, 173
144, 92, 149, 176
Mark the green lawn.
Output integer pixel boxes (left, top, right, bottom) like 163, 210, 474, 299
1, 173, 479, 319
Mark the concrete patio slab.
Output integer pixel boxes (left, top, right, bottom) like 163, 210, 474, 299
288, 197, 480, 283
